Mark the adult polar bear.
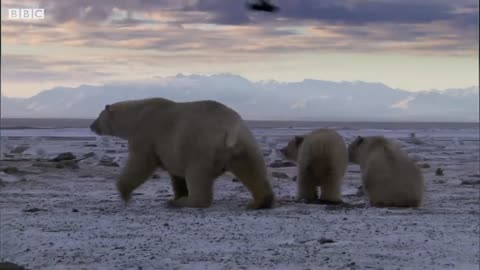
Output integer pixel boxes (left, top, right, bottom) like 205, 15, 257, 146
90, 98, 275, 209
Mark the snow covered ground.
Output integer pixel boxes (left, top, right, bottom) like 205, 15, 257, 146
1, 124, 479, 269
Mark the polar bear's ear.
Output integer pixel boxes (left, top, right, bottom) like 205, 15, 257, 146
105, 104, 111, 112
294, 136, 304, 146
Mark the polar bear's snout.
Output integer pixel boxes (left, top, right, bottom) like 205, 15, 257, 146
90, 119, 101, 135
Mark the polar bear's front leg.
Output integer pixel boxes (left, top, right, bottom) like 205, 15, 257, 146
116, 152, 157, 203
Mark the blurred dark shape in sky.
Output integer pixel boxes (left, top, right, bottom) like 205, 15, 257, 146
247, 0, 279, 13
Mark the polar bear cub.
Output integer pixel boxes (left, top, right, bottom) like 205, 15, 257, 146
281, 129, 348, 204
348, 136, 424, 207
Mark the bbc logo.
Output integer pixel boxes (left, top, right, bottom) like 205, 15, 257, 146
8, 9, 45, 20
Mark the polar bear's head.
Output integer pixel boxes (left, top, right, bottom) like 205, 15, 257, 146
90, 104, 115, 136
348, 136, 365, 164
349, 136, 393, 164
280, 135, 304, 161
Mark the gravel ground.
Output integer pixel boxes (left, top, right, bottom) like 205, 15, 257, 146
1, 127, 479, 270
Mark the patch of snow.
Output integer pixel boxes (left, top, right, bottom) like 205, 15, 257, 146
391, 96, 415, 109
290, 98, 309, 110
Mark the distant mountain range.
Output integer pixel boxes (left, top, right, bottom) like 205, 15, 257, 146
1, 74, 478, 122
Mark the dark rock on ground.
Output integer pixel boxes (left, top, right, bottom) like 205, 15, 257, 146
99, 157, 119, 167
435, 168, 444, 176
319, 238, 335, 244
51, 152, 76, 162
2, 167, 19, 174
55, 160, 79, 169
32, 162, 57, 168
84, 144, 98, 147
461, 179, 480, 185
11, 145, 29, 154
99, 160, 119, 167
33, 161, 78, 169
0, 262, 28, 270
419, 163, 431, 169
75, 152, 95, 162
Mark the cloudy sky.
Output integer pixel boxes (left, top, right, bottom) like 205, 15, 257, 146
1, 0, 478, 97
